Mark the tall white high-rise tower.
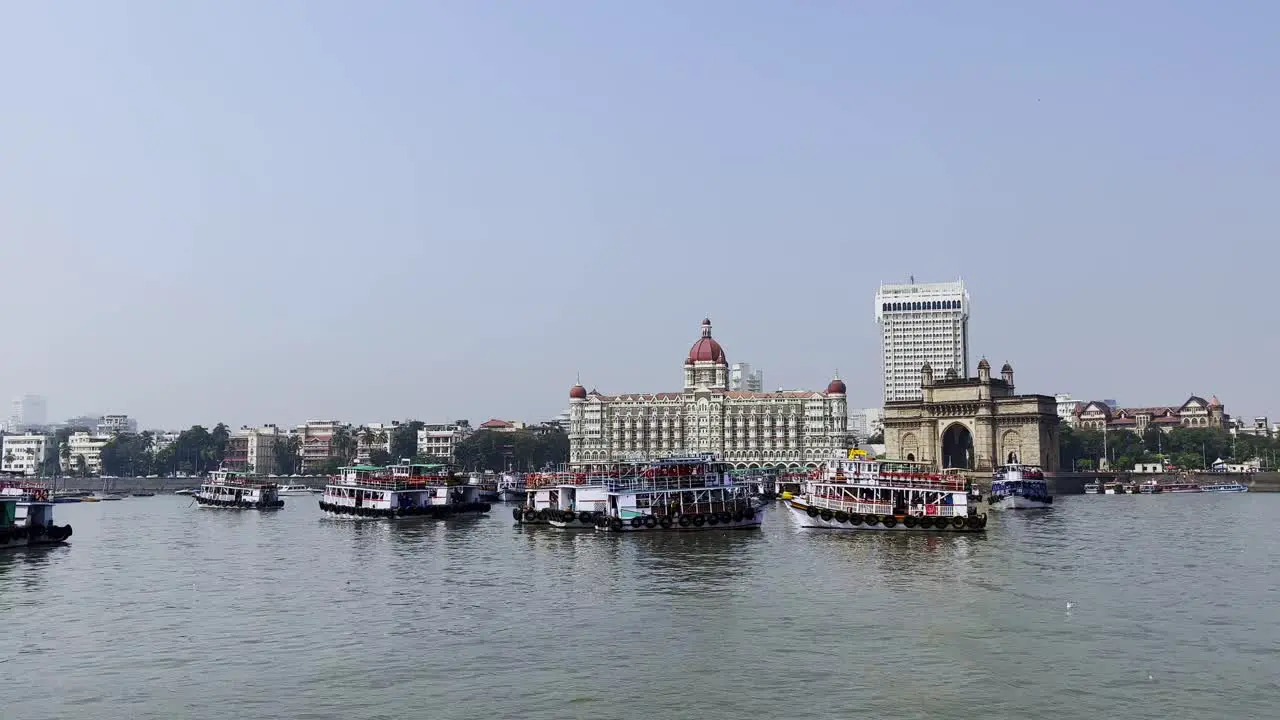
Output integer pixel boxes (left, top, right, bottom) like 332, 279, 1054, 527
875, 280, 970, 403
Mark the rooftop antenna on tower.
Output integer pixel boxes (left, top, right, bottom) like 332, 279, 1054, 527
909, 275, 915, 284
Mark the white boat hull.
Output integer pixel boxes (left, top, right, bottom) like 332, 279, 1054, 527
990, 495, 1053, 510
785, 500, 984, 532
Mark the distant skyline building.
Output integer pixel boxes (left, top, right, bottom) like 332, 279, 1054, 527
8, 394, 47, 432
729, 362, 764, 393
875, 279, 970, 403
96, 414, 138, 435
849, 407, 885, 441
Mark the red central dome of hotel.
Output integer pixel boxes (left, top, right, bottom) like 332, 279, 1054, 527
687, 318, 726, 364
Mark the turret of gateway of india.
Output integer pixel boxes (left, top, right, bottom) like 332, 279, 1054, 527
568, 319, 852, 469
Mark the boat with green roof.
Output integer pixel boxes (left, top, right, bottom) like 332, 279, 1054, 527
319, 462, 491, 519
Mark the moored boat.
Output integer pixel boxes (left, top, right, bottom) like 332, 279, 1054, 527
319, 463, 491, 519
1162, 482, 1202, 493
497, 472, 527, 502
514, 469, 609, 528
1, 482, 74, 548
278, 484, 316, 496
784, 456, 986, 532
595, 455, 762, 532
1083, 481, 1100, 494
468, 472, 501, 502
1201, 481, 1248, 493
1138, 479, 1162, 494
195, 470, 285, 510
989, 464, 1053, 510
1104, 481, 1124, 495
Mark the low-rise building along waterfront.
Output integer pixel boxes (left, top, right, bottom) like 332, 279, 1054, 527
1, 433, 55, 475
295, 421, 342, 474
568, 318, 851, 469
65, 431, 112, 475
226, 424, 290, 474
1074, 396, 1226, 433
416, 423, 470, 461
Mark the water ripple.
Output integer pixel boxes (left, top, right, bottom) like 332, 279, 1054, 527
1, 494, 1277, 719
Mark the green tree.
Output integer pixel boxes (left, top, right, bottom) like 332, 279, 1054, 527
454, 428, 569, 471
75, 455, 88, 477
390, 421, 425, 461
270, 436, 301, 475
368, 449, 392, 466
328, 425, 356, 466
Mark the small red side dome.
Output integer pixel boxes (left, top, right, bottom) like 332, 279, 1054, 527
827, 378, 847, 395
569, 384, 587, 399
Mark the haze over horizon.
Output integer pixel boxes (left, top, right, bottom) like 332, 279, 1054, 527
1, 2, 1276, 429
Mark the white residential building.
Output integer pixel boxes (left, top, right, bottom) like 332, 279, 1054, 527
65, 432, 112, 475
849, 407, 885, 441
417, 423, 470, 461
875, 280, 970, 403
1, 433, 55, 476
226, 425, 289, 474
355, 422, 399, 463
729, 363, 764, 392
7, 395, 47, 433
150, 431, 180, 454
97, 414, 138, 435
1055, 394, 1082, 427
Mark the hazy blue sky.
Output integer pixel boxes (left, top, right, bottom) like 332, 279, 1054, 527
1, 1, 1276, 429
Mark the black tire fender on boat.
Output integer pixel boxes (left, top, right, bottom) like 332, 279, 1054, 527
903, 515, 918, 529
863, 514, 878, 526
678, 516, 691, 527
513, 507, 523, 521
644, 516, 657, 529
707, 514, 719, 526
537, 509, 549, 522
833, 511, 849, 523
630, 517, 642, 528
917, 516, 933, 529
692, 514, 706, 527
659, 517, 672, 529
952, 516, 965, 529
848, 513, 862, 525
806, 506, 819, 518
579, 511, 593, 524
719, 512, 732, 524
610, 518, 623, 532
882, 516, 898, 529
819, 510, 833, 522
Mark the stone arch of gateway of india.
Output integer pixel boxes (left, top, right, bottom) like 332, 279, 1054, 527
884, 359, 1062, 472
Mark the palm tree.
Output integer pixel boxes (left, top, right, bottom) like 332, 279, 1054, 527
60, 442, 70, 474
2, 451, 14, 469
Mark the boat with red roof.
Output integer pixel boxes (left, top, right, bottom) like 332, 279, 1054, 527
320, 462, 491, 519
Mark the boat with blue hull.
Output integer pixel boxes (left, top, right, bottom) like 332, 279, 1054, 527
989, 464, 1053, 510
1200, 481, 1248, 493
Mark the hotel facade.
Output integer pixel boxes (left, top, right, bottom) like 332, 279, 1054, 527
568, 319, 852, 469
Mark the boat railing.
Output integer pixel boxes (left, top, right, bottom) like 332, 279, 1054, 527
606, 475, 742, 492
809, 495, 966, 517
329, 475, 452, 490
816, 476, 967, 492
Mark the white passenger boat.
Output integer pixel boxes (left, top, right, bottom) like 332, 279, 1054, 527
989, 464, 1053, 510
320, 463, 491, 519
194, 469, 285, 510
497, 472, 526, 502
515, 469, 609, 528
1, 482, 74, 548
784, 455, 986, 532
278, 484, 317, 496
1083, 481, 1100, 494
596, 455, 762, 532
1201, 481, 1248, 493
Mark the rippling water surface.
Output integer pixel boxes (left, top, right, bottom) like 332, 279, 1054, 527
2, 494, 1278, 719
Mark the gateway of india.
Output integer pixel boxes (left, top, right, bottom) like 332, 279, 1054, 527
883, 360, 1061, 472
568, 319, 851, 469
